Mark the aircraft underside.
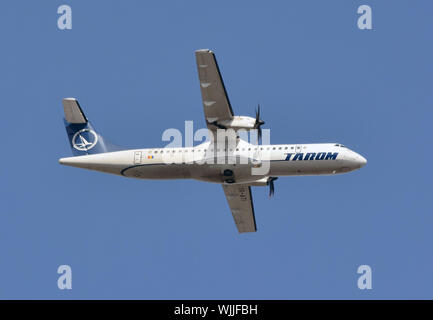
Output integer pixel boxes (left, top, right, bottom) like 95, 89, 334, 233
120, 159, 351, 184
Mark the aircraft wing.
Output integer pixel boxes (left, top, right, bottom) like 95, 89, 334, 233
222, 184, 257, 233
195, 49, 234, 136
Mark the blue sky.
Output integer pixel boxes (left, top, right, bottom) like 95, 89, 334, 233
1, 0, 433, 299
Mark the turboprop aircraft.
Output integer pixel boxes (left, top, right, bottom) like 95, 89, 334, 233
59, 49, 367, 233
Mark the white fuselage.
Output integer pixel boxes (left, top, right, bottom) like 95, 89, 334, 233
59, 140, 367, 185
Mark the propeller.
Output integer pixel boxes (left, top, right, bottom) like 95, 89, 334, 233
254, 104, 265, 143
267, 177, 278, 197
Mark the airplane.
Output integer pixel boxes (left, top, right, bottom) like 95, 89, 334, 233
59, 49, 367, 233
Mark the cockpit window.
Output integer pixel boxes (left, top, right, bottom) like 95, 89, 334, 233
334, 144, 347, 148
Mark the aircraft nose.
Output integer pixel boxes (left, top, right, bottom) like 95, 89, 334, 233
344, 151, 367, 170
357, 154, 367, 168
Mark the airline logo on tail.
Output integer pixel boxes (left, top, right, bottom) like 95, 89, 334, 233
72, 129, 98, 151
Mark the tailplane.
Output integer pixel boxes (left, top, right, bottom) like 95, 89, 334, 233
62, 98, 125, 156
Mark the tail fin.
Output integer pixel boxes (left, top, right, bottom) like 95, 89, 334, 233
62, 98, 125, 156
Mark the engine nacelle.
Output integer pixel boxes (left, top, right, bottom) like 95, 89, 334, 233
248, 177, 270, 186
218, 116, 256, 130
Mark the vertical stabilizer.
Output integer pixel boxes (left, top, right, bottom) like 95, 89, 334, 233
62, 98, 125, 156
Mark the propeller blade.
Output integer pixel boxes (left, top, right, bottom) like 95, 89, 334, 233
268, 177, 278, 197
254, 104, 265, 144
255, 105, 265, 125
269, 181, 274, 197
